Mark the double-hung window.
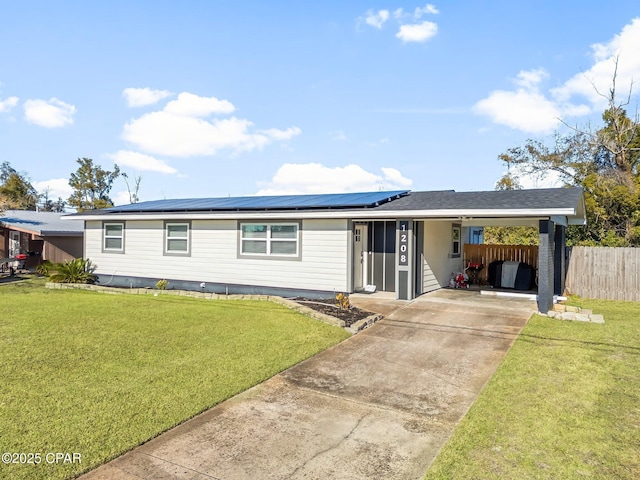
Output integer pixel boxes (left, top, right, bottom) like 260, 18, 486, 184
103, 223, 124, 252
165, 222, 190, 255
240, 222, 299, 257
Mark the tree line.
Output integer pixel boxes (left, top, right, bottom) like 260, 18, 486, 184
0, 158, 137, 213
486, 67, 640, 247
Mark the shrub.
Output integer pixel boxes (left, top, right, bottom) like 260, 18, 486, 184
48, 258, 97, 284
155, 279, 168, 290
35, 260, 54, 276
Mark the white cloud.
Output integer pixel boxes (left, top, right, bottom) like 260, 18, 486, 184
124, 114, 260, 156
552, 18, 640, 108
514, 68, 548, 90
256, 163, 413, 195
380, 167, 413, 187
360, 4, 439, 42
474, 89, 563, 134
24, 98, 75, 128
475, 18, 640, 133
507, 166, 565, 189
0, 96, 18, 113
363, 9, 390, 29
122, 92, 299, 157
259, 126, 302, 140
473, 69, 563, 134
32, 178, 73, 199
164, 92, 235, 116
396, 21, 438, 43
107, 150, 177, 174
113, 190, 134, 206
414, 4, 439, 18
123, 87, 173, 107
393, 8, 405, 20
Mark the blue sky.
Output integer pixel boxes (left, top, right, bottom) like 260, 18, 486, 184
1, 1, 639, 207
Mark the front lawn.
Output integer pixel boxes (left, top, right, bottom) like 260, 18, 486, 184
0, 279, 350, 479
424, 297, 640, 479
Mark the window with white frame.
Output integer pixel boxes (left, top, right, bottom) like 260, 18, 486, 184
240, 223, 298, 257
165, 222, 190, 254
103, 223, 124, 252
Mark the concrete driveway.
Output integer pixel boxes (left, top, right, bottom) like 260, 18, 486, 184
82, 289, 534, 480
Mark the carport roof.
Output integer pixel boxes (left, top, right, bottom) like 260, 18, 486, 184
1, 210, 84, 236
371, 187, 586, 225
373, 187, 583, 211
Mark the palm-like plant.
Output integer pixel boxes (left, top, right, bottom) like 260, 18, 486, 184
48, 258, 97, 284
35, 260, 54, 276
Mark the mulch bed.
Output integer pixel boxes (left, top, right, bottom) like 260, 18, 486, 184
292, 298, 372, 327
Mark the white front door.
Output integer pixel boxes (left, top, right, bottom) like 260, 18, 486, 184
354, 224, 368, 290
9, 231, 21, 258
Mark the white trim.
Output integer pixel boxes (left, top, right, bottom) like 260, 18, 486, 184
103, 222, 125, 252
69, 207, 579, 222
164, 222, 190, 255
239, 222, 299, 258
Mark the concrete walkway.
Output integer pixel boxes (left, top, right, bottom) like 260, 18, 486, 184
82, 289, 534, 480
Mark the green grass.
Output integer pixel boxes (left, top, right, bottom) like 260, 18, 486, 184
0, 278, 350, 479
425, 297, 640, 480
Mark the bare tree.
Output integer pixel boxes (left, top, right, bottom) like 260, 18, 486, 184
496, 61, 640, 245
122, 172, 142, 204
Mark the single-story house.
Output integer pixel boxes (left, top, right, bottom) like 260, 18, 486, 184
0, 210, 84, 268
68, 187, 586, 313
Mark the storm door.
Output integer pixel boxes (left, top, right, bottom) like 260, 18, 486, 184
353, 223, 368, 290
372, 221, 396, 292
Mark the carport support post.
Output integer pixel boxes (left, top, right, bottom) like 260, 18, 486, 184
538, 220, 555, 313
554, 224, 566, 295
396, 219, 414, 300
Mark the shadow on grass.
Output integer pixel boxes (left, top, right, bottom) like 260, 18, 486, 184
0, 274, 30, 284
380, 318, 640, 355
515, 332, 640, 354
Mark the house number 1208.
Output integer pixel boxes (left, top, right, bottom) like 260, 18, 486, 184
398, 221, 409, 266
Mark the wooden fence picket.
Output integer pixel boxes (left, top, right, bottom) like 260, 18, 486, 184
463, 244, 538, 285
565, 246, 640, 301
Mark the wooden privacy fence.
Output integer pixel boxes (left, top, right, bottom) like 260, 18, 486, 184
565, 246, 640, 301
463, 244, 538, 284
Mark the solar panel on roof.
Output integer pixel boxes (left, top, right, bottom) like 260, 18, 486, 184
106, 190, 410, 213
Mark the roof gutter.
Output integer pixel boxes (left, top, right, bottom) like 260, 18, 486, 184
68, 207, 581, 222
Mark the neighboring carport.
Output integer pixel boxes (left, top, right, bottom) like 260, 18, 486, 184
0, 210, 84, 266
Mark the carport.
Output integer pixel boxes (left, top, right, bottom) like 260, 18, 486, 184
0, 210, 84, 267
456, 216, 570, 313
354, 188, 587, 313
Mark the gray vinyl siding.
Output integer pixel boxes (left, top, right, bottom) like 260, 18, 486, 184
85, 218, 350, 292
